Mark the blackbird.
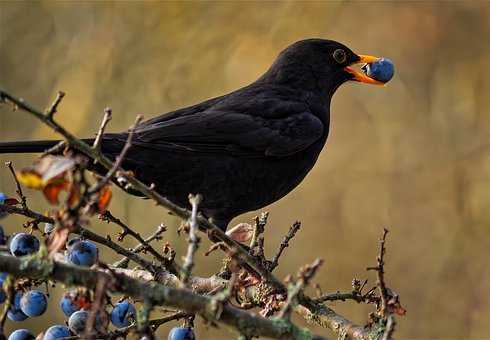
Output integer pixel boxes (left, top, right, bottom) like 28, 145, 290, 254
0, 39, 388, 230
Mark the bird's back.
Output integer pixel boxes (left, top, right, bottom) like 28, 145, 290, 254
102, 83, 330, 228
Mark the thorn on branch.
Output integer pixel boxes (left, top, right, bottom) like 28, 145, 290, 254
93, 108, 113, 153
45, 91, 65, 119
269, 221, 301, 271
250, 212, 268, 249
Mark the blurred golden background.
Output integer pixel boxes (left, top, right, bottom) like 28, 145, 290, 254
1, 1, 490, 339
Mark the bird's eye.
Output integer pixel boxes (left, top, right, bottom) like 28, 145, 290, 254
333, 49, 347, 64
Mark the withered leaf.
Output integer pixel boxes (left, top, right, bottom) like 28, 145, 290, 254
225, 223, 254, 243
42, 180, 69, 205
97, 185, 112, 213
47, 227, 70, 255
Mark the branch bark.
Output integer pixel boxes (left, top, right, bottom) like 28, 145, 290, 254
0, 254, 325, 340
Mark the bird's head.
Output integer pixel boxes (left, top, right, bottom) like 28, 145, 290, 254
261, 39, 388, 97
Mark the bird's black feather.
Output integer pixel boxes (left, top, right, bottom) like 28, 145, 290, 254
0, 39, 361, 230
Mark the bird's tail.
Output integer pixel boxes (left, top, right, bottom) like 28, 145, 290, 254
0, 140, 62, 154
0, 138, 102, 154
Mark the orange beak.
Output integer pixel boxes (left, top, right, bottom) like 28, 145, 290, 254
344, 54, 385, 85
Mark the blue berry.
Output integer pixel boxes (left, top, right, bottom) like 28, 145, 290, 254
20, 290, 48, 317
362, 58, 395, 83
59, 292, 80, 317
0, 225, 7, 245
66, 239, 98, 266
110, 300, 136, 328
0, 272, 8, 303
8, 329, 35, 340
68, 310, 106, 335
0, 193, 9, 219
43, 325, 71, 340
7, 292, 28, 321
9, 233, 40, 257
168, 327, 195, 340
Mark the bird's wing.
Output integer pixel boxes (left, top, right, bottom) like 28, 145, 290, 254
132, 110, 324, 157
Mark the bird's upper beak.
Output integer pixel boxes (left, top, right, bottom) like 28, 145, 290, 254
344, 54, 384, 85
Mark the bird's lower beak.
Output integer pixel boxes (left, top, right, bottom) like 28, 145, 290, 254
344, 54, 384, 85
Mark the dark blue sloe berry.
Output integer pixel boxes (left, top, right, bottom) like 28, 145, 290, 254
20, 290, 48, 317
7, 329, 35, 340
59, 292, 80, 317
7, 292, 28, 322
0, 272, 8, 303
68, 310, 106, 335
0, 193, 7, 219
110, 300, 136, 328
362, 58, 395, 83
43, 325, 71, 340
66, 239, 98, 266
9, 233, 40, 257
168, 327, 195, 340
0, 225, 7, 245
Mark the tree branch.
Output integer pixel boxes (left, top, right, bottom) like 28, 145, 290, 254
0, 254, 325, 340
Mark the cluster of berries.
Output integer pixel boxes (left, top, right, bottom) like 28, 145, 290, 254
1, 192, 195, 340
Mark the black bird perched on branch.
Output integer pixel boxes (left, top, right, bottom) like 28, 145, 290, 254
0, 39, 388, 231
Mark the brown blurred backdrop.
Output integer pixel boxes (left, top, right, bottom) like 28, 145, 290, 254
1, 1, 490, 339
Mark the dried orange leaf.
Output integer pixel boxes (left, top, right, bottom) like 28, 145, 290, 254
97, 185, 112, 213
67, 183, 81, 208
225, 222, 254, 243
42, 180, 69, 205
47, 227, 69, 255
35, 156, 75, 182
394, 305, 407, 316
16, 170, 44, 189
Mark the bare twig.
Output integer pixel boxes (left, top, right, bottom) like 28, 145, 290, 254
100, 210, 170, 268
92, 108, 112, 153
270, 221, 301, 271
150, 311, 191, 331
250, 212, 268, 249
181, 194, 202, 286
0, 203, 156, 272
6, 161, 28, 210
278, 258, 323, 319
367, 228, 389, 315
381, 315, 396, 340
45, 91, 65, 119
112, 223, 167, 268
0, 276, 14, 336
90, 114, 142, 194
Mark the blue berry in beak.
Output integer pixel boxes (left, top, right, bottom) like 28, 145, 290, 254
361, 58, 394, 83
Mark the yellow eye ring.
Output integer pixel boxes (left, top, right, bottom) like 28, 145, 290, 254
333, 49, 347, 64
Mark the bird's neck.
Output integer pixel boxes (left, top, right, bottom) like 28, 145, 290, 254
257, 62, 341, 109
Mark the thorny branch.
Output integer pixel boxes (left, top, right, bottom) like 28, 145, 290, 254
92, 108, 112, 153
181, 194, 202, 286
100, 210, 169, 268
6, 161, 27, 210
0, 88, 404, 339
112, 223, 167, 269
270, 220, 301, 271
0, 254, 325, 340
